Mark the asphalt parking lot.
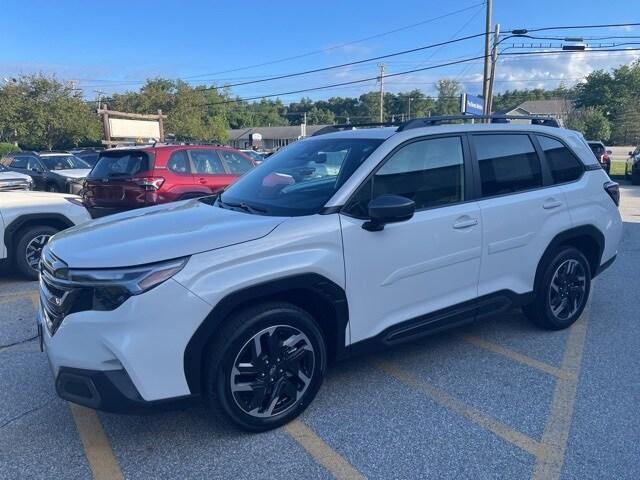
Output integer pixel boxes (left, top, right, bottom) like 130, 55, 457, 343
1, 182, 638, 480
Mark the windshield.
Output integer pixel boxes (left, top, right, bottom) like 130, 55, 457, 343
219, 137, 383, 216
243, 150, 264, 162
88, 151, 151, 179
41, 155, 90, 170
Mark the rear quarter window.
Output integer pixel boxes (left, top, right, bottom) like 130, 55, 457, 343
89, 151, 151, 179
538, 135, 584, 184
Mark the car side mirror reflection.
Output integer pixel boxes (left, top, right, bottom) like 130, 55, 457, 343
362, 195, 415, 232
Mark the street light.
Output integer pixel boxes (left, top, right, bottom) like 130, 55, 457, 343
485, 28, 587, 113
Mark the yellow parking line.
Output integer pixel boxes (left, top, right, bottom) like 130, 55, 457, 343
0, 290, 38, 305
68, 404, 124, 480
462, 336, 575, 380
284, 420, 365, 480
531, 307, 590, 480
372, 358, 544, 458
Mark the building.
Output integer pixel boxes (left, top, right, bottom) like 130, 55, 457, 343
227, 124, 328, 151
498, 99, 575, 126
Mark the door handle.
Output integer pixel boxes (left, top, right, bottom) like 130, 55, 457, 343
198, 178, 207, 184
543, 199, 562, 209
453, 218, 478, 229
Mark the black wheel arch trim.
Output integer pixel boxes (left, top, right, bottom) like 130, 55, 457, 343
4, 213, 74, 256
535, 225, 605, 288
183, 273, 348, 396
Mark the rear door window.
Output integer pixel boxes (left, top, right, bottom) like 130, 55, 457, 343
190, 150, 226, 174
89, 151, 151, 179
218, 150, 253, 174
167, 150, 190, 174
473, 134, 542, 197
538, 136, 583, 184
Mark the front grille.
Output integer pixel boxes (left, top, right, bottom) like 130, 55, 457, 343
39, 250, 89, 335
0, 180, 30, 191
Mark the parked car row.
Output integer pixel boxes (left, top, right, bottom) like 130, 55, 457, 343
0, 151, 91, 194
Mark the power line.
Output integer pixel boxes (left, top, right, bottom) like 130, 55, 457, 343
179, 2, 486, 80
79, 31, 491, 92
198, 47, 640, 107
511, 22, 640, 33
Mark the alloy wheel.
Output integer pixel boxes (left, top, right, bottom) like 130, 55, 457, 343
548, 259, 587, 320
25, 235, 52, 271
230, 325, 315, 418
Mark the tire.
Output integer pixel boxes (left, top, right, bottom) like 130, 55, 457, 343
14, 225, 59, 280
524, 247, 591, 330
632, 171, 640, 186
204, 301, 326, 431
46, 183, 60, 193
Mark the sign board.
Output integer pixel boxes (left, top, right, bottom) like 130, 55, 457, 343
460, 94, 484, 116
108, 118, 161, 140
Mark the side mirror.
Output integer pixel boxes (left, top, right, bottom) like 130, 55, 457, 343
362, 195, 415, 232
606, 150, 612, 155
629, 151, 634, 156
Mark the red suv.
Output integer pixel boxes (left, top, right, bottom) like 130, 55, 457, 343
82, 145, 255, 217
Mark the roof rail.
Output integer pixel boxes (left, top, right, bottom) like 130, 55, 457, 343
312, 122, 400, 137
397, 115, 560, 131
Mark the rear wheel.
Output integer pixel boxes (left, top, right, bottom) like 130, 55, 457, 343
525, 247, 591, 330
205, 302, 326, 431
632, 170, 640, 185
14, 225, 59, 280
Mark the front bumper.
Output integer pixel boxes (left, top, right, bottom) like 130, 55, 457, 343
55, 367, 195, 413
40, 277, 212, 407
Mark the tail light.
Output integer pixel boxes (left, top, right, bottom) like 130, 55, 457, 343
604, 181, 619, 206
601, 154, 610, 165
133, 177, 165, 191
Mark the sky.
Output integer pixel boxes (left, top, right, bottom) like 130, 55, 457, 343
2, 0, 639, 103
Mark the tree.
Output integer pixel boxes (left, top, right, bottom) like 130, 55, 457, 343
434, 79, 461, 115
567, 108, 612, 142
0, 75, 101, 150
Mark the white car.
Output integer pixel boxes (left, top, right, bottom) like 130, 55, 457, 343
0, 192, 91, 279
0, 163, 33, 191
39, 116, 622, 431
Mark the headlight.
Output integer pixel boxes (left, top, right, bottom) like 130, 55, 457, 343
50, 257, 189, 311
67, 258, 188, 294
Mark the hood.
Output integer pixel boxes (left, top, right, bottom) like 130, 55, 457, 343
51, 169, 91, 180
0, 191, 80, 206
48, 199, 286, 268
0, 171, 32, 182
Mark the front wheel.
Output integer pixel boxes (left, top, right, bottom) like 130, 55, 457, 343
205, 302, 326, 431
525, 247, 591, 330
14, 225, 59, 280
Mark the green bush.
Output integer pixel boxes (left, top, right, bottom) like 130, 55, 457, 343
0, 142, 20, 156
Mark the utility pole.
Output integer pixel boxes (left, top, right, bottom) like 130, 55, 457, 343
94, 90, 105, 110
486, 24, 501, 115
481, 0, 493, 114
377, 63, 386, 123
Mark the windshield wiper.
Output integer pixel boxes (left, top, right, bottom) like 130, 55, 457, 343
218, 198, 267, 214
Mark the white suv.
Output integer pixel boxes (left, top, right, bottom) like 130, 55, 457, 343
39, 117, 622, 431
1, 191, 90, 279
